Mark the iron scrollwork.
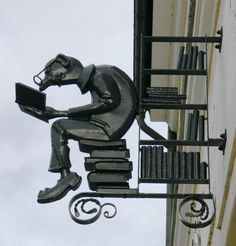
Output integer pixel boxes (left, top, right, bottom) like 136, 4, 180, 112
178, 196, 214, 228
69, 195, 117, 225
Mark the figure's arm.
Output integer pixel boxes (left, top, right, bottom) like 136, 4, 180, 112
67, 73, 121, 118
19, 94, 117, 120
20, 74, 120, 120
67, 93, 116, 117
19, 104, 67, 120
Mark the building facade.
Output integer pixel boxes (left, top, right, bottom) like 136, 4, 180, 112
134, 1, 236, 245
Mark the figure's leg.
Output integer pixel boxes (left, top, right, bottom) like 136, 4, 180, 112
48, 120, 71, 174
38, 119, 109, 203
48, 119, 109, 173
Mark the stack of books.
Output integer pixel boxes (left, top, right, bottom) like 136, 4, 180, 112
79, 139, 133, 191
143, 87, 186, 104
186, 110, 205, 141
140, 146, 208, 182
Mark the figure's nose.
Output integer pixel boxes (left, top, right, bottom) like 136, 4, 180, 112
39, 76, 51, 91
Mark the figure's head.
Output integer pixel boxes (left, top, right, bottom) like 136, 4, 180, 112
34, 54, 83, 91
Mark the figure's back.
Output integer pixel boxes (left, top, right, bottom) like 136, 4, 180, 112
90, 65, 138, 139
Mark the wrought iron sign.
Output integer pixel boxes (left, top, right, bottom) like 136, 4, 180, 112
16, 28, 226, 229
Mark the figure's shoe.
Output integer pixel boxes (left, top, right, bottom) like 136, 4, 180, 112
37, 172, 82, 204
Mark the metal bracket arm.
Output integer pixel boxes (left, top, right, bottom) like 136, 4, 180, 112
69, 191, 214, 228
208, 129, 227, 154
136, 111, 169, 148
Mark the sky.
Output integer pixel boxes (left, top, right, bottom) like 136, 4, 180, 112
0, 1, 167, 245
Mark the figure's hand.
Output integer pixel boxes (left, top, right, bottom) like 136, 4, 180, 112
44, 106, 57, 119
44, 106, 68, 119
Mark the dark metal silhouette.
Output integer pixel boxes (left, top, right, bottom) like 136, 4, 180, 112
17, 54, 137, 203
15, 29, 226, 228
179, 196, 214, 228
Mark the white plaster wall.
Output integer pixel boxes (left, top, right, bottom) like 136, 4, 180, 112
151, 0, 174, 122
150, 0, 188, 127
150, 1, 236, 244
173, 0, 236, 245
206, 0, 236, 244
179, 0, 236, 245
173, 0, 217, 244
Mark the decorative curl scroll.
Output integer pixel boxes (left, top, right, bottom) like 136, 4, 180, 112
69, 194, 117, 225
179, 196, 214, 228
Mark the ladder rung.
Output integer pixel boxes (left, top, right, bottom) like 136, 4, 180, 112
140, 103, 207, 110
142, 35, 221, 43
139, 178, 209, 184
143, 69, 207, 76
79, 190, 213, 199
139, 140, 207, 146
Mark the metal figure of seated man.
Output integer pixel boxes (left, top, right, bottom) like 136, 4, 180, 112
21, 54, 137, 203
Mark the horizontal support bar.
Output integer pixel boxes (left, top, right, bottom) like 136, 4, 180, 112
71, 191, 213, 200
140, 103, 207, 110
139, 178, 209, 184
143, 35, 221, 43
139, 139, 224, 147
209, 138, 226, 147
143, 69, 207, 76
